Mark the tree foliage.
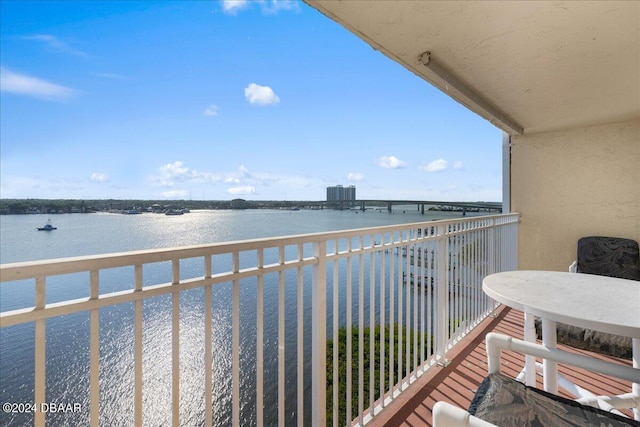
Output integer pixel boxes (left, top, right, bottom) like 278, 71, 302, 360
326, 324, 433, 426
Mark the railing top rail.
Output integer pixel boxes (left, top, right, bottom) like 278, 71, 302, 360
0, 213, 519, 282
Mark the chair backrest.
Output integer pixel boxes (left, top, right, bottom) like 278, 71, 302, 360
577, 236, 640, 281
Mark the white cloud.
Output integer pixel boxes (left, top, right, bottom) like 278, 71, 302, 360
149, 162, 320, 198
222, 0, 299, 15
90, 173, 109, 183
453, 161, 464, 170
204, 104, 220, 116
153, 161, 221, 187
419, 159, 448, 172
23, 34, 88, 57
0, 67, 75, 100
260, 0, 299, 14
224, 164, 280, 186
222, 0, 249, 14
244, 83, 280, 106
161, 161, 192, 180
347, 172, 365, 182
377, 155, 407, 169
228, 185, 256, 195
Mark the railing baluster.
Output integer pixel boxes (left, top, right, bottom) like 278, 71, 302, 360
436, 226, 448, 362
297, 244, 304, 427
405, 235, 411, 381
332, 241, 339, 427
135, 264, 143, 427
34, 276, 46, 427
172, 259, 180, 427
480, 225, 485, 316
369, 234, 375, 413
346, 238, 353, 426
463, 230, 469, 327
449, 232, 454, 339
90, 270, 100, 427
471, 227, 478, 323
413, 238, 418, 377
419, 239, 428, 371
256, 249, 264, 427
278, 247, 285, 426
397, 232, 403, 390
389, 233, 395, 400
358, 237, 364, 425
455, 233, 460, 334
379, 235, 386, 407
311, 240, 327, 427
204, 256, 213, 427
231, 252, 241, 427
471, 224, 476, 322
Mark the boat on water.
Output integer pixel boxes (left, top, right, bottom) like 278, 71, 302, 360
37, 220, 57, 231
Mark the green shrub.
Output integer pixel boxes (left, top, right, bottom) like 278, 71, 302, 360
326, 324, 432, 426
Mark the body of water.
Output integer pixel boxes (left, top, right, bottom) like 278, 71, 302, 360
0, 208, 474, 426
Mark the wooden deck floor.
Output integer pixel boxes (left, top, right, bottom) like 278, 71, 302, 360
367, 306, 635, 427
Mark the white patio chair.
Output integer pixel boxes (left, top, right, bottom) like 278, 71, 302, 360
432, 333, 640, 427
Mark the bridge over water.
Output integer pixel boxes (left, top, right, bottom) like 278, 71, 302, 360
353, 199, 501, 214
291, 199, 502, 215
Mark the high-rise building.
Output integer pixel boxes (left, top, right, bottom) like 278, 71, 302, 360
326, 185, 356, 208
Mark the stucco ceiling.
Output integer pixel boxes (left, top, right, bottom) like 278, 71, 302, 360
304, 1, 639, 135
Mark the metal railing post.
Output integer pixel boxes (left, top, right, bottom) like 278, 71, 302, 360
435, 225, 449, 364
34, 276, 46, 427
488, 218, 496, 276
312, 240, 327, 426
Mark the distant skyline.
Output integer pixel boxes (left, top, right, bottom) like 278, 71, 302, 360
1, 0, 503, 202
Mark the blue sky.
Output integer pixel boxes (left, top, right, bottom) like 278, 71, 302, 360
0, 0, 503, 202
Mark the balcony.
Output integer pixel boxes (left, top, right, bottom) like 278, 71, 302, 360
1, 214, 520, 426
2, 1, 637, 425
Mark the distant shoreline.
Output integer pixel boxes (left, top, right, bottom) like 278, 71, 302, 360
0, 198, 499, 215
0, 198, 320, 215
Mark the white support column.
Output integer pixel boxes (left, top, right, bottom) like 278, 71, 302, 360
502, 132, 511, 214
523, 312, 537, 386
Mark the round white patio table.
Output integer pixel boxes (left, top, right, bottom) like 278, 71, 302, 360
482, 270, 640, 419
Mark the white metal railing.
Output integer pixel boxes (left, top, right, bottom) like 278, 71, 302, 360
0, 213, 518, 427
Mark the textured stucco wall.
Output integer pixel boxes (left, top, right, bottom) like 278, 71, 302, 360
511, 119, 640, 271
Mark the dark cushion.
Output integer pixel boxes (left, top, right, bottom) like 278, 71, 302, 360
577, 236, 640, 281
535, 320, 632, 359
541, 236, 639, 358
468, 373, 640, 426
